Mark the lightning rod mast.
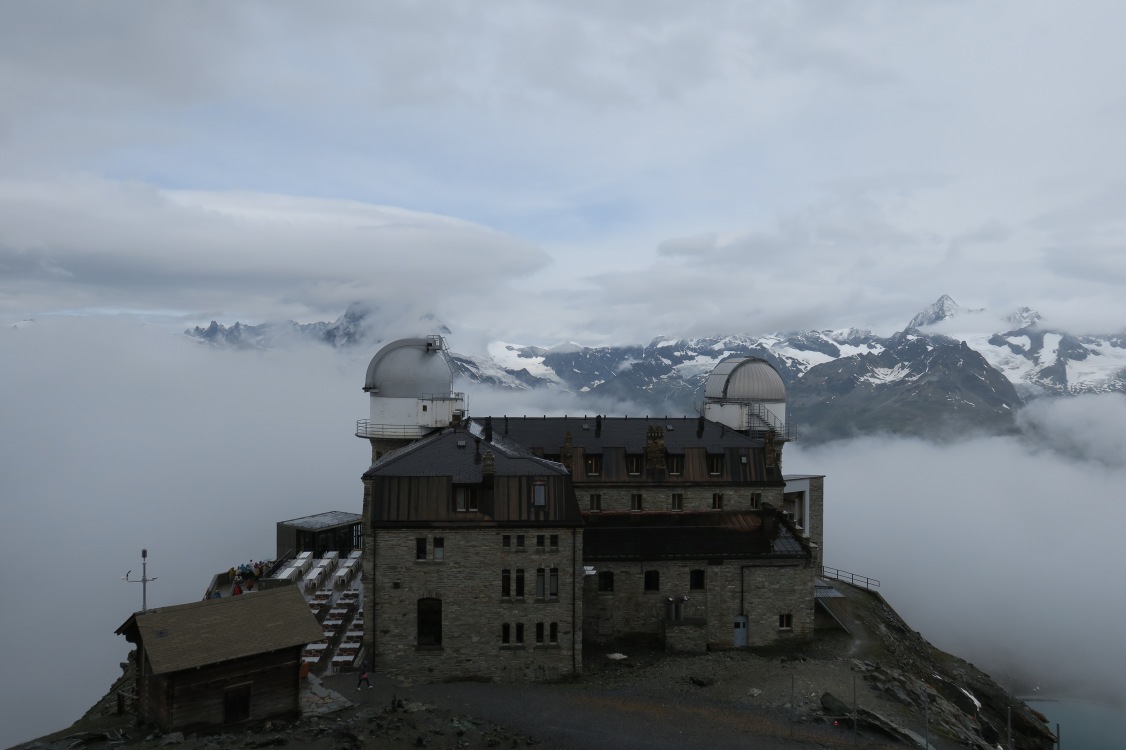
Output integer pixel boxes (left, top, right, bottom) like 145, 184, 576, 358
124, 548, 157, 613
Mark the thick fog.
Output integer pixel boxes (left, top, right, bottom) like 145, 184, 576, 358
0, 319, 368, 746
3, 318, 1126, 745
786, 410, 1126, 705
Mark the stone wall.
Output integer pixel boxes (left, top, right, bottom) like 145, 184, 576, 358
664, 619, 707, 653
371, 527, 583, 683
806, 477, 824, 569
583, 558, 814, 649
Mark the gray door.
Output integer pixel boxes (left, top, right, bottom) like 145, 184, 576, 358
733, 615, 748, 647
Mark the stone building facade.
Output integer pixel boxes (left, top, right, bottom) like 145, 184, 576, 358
355, 338, 826, 681
361, 423, 584, 683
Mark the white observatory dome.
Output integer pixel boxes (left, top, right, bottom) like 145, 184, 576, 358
363, 337, 452, 397
704, 357, 786, 402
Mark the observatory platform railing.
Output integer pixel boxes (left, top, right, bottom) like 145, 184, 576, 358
744, 403, 796, 441
355, 421, 434, 439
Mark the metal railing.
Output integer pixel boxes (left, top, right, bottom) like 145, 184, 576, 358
744, 403, 796, 441
355, 421, 431, 438
821, 565, 880, 590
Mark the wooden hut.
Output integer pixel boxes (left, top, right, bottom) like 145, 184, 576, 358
115, 585, 322, 733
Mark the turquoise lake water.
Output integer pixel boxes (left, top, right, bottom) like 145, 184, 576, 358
1023, 699, 1126, 750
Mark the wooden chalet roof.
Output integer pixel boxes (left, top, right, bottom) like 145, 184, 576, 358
582, 510, 810, 561
115, 585, 321, 675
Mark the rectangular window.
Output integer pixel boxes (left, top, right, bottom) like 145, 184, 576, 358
585, 454, 602, 476
502, 534, 511, 548
626, 454, 643, 475
415, 537, 427, 560
549, 534, 559, 549
536, 568, 546, 598
516, 534, 525, 549
417, 598, 442, 646
536, 534, 545, 548
690, 569, 706, 591
549, 622, 558, 643
708, 454, 724, 475
671, 493, 683, 511
630, 493, 643, 511
589, 493, 602, 512
515, 622, 524, 644
549, 568, 559, 597
433, 537, 444, 561
750, 492, 762, 509
667, 454, 683, 476
778, 613, 793, 631
533, 482, 546, 507
454, 486, 478, 512
598, 571, 614, 592
644, 570, 660, 591
501, 622, 510, 644
516, 569, 525, 598
712, 493, 724, 510
501, 569, 511, 597
536, 622, 544, 644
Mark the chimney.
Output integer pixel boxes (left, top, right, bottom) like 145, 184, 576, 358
562, 430, 573, 471
482, 450, 495, 481
474, 439, 481, 464
504, 415, 509, 435
595, 414, 602, 438
696, 415, 705, 438
484, 416, 494, 443
645, 425, 666, 473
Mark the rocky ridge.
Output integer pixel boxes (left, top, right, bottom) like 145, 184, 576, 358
19, 585, 1055, 750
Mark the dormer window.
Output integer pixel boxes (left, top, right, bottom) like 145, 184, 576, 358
455, 486, 479, 512
626, 454, 643, 476
708, 454, 724, 476
585, 454, 602, 476
667, 454, 684, 476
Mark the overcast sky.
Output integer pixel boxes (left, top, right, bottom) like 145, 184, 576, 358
4, 2, 1126, 744
3, 1, 1126, 344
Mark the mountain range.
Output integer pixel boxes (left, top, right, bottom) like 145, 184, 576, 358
185, 296, 1126, 442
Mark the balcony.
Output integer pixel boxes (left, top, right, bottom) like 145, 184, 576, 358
354, 421, 431, 439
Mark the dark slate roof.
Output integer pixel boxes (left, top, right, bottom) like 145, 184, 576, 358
482, 415, 763, 454
279, 511, 362, 531
365, 420, 568, 482
115, 585, 322, 675
582, 511, 810, 561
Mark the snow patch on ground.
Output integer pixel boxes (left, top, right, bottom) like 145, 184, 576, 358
487, 341, 557, 379
1039, 333, 1062, 366
861, 364, 915, 385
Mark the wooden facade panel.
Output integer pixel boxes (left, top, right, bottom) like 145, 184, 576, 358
155, 649, 302, 733
372, 475, 574, 524
566, 446, 774, 485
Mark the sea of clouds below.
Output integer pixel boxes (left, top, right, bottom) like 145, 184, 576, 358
1, 317, 1124, 746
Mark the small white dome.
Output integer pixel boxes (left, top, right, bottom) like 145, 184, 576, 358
363, 336, 452, 397
704, 357, 786, 402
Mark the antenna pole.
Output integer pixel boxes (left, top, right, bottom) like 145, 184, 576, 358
124, 548, 158, 613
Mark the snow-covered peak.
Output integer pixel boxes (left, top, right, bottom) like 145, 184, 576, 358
907, 295, 959, 329
1005, 306, 1041, 329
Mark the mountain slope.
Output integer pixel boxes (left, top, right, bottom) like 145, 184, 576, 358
182, 296, 1126, 442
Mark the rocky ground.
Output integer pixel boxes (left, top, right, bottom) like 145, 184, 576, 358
14, 584, 1056, 750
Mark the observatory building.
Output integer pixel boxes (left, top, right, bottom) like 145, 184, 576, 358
355, 336, 824, 683
702, 355, 791, 439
